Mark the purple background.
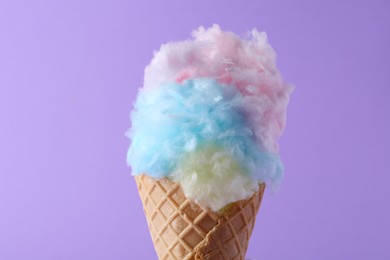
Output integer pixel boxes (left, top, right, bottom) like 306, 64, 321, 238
1, 0, 389, 259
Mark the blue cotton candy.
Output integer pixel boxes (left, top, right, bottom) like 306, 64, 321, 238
126, 78, 284, 193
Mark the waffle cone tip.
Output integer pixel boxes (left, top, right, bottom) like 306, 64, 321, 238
135, 174, 265, 260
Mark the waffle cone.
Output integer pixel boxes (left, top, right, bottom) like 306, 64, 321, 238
135, 174, 265, 260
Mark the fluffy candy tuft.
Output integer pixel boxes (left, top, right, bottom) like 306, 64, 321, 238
127, 25, 292, 211
144, 24, 292, 153
172, 143, 260, 211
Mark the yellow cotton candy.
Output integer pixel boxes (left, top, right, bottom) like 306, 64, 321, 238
172, 143, 259, 211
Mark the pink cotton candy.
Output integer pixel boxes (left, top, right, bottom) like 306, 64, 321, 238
144, 24, 292, 153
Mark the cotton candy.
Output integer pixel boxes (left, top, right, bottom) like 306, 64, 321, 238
144, 24, 292, 153
127, 25, 292, 211
172, 143, 259, 211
